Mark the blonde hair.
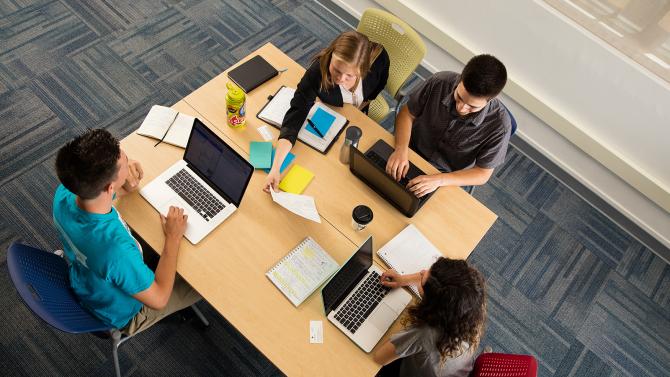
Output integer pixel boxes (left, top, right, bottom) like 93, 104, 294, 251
313, 31, 382, 92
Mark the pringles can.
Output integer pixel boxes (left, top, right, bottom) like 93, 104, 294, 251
226, 82, 246, 129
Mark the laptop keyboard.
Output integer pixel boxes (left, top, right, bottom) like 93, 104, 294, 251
365, 151, 410, 186
165, 169, 225, 221
334, 271, 390, 334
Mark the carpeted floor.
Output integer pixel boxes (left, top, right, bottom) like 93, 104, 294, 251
1, 1, 668, 376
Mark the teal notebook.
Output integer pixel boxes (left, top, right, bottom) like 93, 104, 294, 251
263, 149, 295, 174
306, 107, 336, 138
250, 141, 272, 169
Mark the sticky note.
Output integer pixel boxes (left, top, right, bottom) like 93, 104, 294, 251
310, 320, 323, 344
306, 107, 335, 138
257, 125, 273, 141
263, 149, 295, 174
279, 164, 314, 194
249, 141, 272, 169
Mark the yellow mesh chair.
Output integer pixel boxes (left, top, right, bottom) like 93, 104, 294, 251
357, 8, 426, 123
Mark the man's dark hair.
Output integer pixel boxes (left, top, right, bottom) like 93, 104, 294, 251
461, 54, 507, 98
55, 129, 121, 200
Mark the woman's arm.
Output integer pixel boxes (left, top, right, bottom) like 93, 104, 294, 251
373, 340, 400, 365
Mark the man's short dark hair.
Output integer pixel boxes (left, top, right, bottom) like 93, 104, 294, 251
56, 129, 121, 200
461, 54, 507, 98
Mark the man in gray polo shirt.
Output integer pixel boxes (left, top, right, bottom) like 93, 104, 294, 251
386, 54, 511, 197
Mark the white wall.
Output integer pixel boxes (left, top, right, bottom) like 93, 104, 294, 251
329, 0, 670, 249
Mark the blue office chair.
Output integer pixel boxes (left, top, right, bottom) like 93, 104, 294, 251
7, 242, 208, 377
465, 102, 517, 195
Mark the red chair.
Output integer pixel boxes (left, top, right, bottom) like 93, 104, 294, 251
472, 352, 538, 377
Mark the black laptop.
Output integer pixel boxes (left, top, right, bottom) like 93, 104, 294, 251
349, 139, 436, 217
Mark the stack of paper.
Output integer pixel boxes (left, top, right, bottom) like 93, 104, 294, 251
270, 189, 320, 223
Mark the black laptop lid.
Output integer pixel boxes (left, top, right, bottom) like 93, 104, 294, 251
349, 147, 418, 216
322, 237, 373, 314
183, 119, 254, 207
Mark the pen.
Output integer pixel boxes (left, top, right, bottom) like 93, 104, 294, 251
307, 119, 324, 138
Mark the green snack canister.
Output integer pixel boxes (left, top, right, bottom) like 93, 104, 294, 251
226, 82, 246, 129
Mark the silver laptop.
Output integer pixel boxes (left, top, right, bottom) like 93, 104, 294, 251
321, 236, 411, 352
140, 119, 254, 244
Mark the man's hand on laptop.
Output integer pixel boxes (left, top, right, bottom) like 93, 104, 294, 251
161, 206, 188, 241
407, 174, 443, 198
385, 148, 409, 181
122, 160, 144, 192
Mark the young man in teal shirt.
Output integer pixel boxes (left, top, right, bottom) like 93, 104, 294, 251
53, 129, 201, 335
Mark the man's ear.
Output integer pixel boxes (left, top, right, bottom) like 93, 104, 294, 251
104, 182, 115, 195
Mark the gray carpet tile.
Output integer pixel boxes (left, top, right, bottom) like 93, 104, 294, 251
0, 86, 73, 186
1, 0, 668, 376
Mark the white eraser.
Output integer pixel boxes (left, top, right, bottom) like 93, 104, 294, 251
310, 320, 323, 344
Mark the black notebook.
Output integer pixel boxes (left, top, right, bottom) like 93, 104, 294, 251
227, 55, 278, 93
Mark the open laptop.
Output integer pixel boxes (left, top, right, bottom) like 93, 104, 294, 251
349, 139, 436, 217
140, 119, 254, 244
321, 236, 411, 353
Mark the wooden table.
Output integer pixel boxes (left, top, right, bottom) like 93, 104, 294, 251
117, 44, 497, 377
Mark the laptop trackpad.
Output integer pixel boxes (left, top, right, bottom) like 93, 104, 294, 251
368, 303, 397, 332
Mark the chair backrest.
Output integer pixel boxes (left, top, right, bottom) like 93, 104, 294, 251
472, 352, 538, 377
357, 8, 426, 99
6, 242, 112, 334
500, 102, 518, 136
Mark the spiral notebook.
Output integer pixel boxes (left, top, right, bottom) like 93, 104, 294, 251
377, 224, 444, 297
266, 237, 339, 306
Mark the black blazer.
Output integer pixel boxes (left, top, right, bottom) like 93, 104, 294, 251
279, 48, 390, 145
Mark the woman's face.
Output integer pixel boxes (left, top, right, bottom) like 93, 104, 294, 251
329, 54, 359, 89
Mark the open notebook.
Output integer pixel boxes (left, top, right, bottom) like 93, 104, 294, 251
136, 105, 195, 148
377, 224, 444, 297
257, 86, 348, 154
266, 237, 339, 306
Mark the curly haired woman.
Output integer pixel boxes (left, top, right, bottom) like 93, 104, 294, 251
373, 257, 487, 377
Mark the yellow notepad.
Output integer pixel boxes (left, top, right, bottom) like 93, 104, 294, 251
279, 164, 314, 194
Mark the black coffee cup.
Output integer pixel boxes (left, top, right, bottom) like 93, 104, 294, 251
352, 205, 373, 231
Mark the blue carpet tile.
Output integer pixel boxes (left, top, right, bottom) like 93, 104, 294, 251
0, 1, 668, 376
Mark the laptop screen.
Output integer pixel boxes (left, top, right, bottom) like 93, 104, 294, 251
322, 237, 373, 314
349, 148, 416, 214
183, 119, 254, 207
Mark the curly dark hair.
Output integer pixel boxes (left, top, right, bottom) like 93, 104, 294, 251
55, 129, 121, 200
404, 257, 487, 361
461, 54, 507, 98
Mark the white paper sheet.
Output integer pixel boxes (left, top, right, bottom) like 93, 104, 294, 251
270, 189, 321, 223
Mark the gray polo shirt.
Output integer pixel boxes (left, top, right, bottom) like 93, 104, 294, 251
407, 71, 511, 173
391, 325, 474, 377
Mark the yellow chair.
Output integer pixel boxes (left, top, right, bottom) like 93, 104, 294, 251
357, 8, 426, 123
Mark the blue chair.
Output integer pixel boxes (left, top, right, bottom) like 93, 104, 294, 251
7, 242, 208, 377
465, 103, 516, 195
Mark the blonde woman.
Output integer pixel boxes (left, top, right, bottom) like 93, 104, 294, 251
264, 30, 389, 192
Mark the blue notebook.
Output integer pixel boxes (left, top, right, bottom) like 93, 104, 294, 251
306, 107, 336, 138
263, 149, 296, 174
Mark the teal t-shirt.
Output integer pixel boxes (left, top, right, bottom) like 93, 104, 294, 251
52, 185, 154, 329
